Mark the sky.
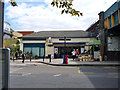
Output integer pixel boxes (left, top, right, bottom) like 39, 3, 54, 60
4, 0, 117, 32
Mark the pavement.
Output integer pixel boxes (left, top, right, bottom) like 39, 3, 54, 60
10, 58, 120, 66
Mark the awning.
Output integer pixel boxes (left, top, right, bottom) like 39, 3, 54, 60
88, 40, 101, 45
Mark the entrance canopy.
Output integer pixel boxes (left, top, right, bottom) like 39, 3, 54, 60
88, 40, 101, 45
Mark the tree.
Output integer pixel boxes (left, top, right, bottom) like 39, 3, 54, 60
9, 0, 83, 17
51, 0, 83, 17
9, 0, 17, 6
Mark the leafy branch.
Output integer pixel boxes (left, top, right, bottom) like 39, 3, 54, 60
9, 0, 83, 17
51, 0, 83, 17
9, 0, 17, 6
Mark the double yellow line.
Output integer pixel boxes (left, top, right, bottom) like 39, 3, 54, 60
78, 67, 94, 74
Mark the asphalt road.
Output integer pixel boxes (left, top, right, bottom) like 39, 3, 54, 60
10, 61, 120, 89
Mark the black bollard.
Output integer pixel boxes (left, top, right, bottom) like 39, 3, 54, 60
13, 53, 14, 62
49, 55, 51, 63
43, 56, 44, 62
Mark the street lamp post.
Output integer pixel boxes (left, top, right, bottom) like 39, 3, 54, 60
12, 45, 15, 62
0, 0, 4, 48
64, 36, 66, 55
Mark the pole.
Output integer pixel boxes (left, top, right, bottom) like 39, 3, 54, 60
64, 36, 66, 55
12, 45, 14, 62
49, 55, 51, 63
43, 56, 44, 62
0, 0, 4, 48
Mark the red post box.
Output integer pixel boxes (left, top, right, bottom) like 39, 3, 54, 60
65, 55, 68, 64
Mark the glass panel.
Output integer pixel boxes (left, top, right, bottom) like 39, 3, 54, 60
109, 17, 112, 28
4, 34, 10, 39
32, 47, 39, 56
114, 12, 118, 26
24, 47, 31, 54
40, 47, 44, 57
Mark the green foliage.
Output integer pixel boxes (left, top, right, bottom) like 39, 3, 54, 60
16, 40, 20, 44
25, 54, 30, 59
19, 50, 22, 56
25, 51, 30, 59
9, 0, 82, 17
51, 0, 83, 17
35, 55, 39, 59
3, 38, 17, 47
9, 0, 17, 6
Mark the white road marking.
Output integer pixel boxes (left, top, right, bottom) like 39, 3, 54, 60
10, 68, 23, 73
53, 74, 61, 77
22, 73, 32, 76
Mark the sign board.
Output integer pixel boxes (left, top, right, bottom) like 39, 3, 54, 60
48, 37, 52, 43
89, 40, 101, 45
94, 51, 100, 59
0, 48, 10, 90
54, 48, 58, 54
81, 48, 84, 53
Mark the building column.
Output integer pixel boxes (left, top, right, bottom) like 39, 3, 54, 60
118, 9, 120, 24
111, 15, 114, 27
98, 11, 106, 61
0, 1, 4, 48
107, 18, 110, 29
20, 39, 23, 51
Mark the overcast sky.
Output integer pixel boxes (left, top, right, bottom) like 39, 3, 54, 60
4, 0, 117, 31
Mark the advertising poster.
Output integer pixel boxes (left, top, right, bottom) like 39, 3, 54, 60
81, 48, 84, 54
54, 48, 58, 54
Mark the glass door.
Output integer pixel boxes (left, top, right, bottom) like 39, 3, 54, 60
39, 47, 44, 57
32, 47, 39, 56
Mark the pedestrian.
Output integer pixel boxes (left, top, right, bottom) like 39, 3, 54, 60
22, 52, 26, 63
72, 49, 76, 61
15, 51, 18, 60
76, 49, 79, 60
30, 51, 32, 62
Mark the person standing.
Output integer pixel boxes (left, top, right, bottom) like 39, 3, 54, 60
30, 51, 32, 62
72, 49, 76, 61
76, 49, 79, 60
15, 51, 18, 60
22, 52, 26, 63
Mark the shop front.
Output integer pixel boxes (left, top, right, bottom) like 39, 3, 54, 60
54, 42, 86, 58
23, 43, 45, 58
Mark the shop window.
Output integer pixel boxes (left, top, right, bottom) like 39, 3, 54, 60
114, 12, 119, 26
32, 47, 39, 56
24, 47, 31, 54
4, 34, 10, 39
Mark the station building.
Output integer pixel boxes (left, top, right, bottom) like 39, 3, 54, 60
104, 0, 120, 61
19, 30, 96, 58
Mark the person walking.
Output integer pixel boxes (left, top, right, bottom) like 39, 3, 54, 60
15, 51, 18, 60
22, 52, 26, 63
72, 49, 76, 61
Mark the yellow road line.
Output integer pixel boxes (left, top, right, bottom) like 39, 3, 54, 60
78, 67, 80, 69
78, 70, 81, 73
108, 73, 120, 75
78, 67, 81, 73
103, 67, 117, 69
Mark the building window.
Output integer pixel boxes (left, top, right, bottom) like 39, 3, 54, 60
114, 12, 119, 26
109, 17, 112, 28
4, 34, 10, 39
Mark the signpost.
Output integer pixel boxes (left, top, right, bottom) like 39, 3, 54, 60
0, 0, 4, 48
59, 36, 70, 64
88, 40, 101, 59
0, 48, 10, 90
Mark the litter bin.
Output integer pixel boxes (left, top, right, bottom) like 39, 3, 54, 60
63, 55, 65, 64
